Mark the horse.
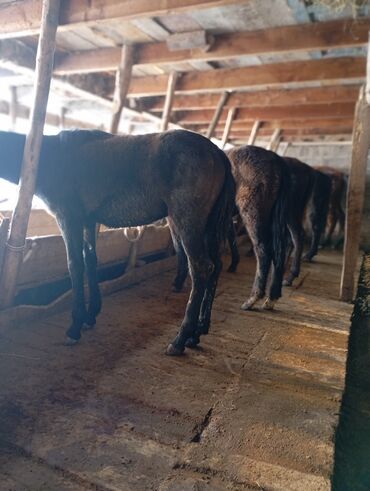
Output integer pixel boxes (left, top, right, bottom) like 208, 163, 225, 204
0, 129, 235, 356
172, 145, 290, 312
314, 166, 346, 249
303, 168, 332, 262
282, 157, 315, 286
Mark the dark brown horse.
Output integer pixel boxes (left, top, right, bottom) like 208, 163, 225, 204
303, 168, 332, 262
227, 145, 290, 310
282, 157, 315, 286
315, 166, 346, 248
0, 130, 234, 355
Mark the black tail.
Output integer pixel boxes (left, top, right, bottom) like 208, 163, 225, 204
206, 148, 236, 257
270, 156, 290, 299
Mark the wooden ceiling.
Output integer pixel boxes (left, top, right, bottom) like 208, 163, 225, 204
0, 0, 368, 144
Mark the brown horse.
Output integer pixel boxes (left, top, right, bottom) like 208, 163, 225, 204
315, 166, 346, 248
0, 129, 234, 356
282, 157, 315, 286
227, 145, 290, 310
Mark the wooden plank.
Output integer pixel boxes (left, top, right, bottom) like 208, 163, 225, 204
340, 86, 370, 301
8, 86, 17, 131
206, 91, 229, 138
0, 0, 61, 309
127, 57, 366, 97
221, 107, 236, 148
267, 128, 281, 151
160, 71, 178, 131
0, 0, 242, 38
144, 85, 361, 112
248, 120, 261, 145
110, 44, 134, 134
54, 18, 370, 74
177, 102, 356, 124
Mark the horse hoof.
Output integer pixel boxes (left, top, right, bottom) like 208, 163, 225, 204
172, 285, 183, 293
241, 301, 254, 311
227, 265, 237, 273
283, 279, 292, 287
262, 298, 276, 310
165, 343, 184, 356
185, 337, 200, 348
64, 336, 79, 346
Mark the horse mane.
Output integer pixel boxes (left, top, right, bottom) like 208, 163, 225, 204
58, 129, 112, 147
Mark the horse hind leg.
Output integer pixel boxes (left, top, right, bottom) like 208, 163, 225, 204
283, 222, 304, 287
166, 230, 213, 356
227, 220, 240, 273
168, 219, 188, 292
83, 222, 101, 328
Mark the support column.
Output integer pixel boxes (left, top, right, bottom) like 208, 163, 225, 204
0, 0, 61, 309
206, 91, 229, 139
221, 107, 236, 149
59, 106, 66, 130
340, 85, 370, 301
267, 128, 281, 152
109, 44, 134, 134
248, 120, 261, 146
160, 71, 178, 132
9, 86, 17, 131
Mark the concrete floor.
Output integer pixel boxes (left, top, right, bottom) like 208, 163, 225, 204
0, 250, 353, 490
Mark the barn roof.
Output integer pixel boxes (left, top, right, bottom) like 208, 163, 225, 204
0, 0, 368, 144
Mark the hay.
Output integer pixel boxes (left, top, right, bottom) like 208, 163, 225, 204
312, 0, 370, 17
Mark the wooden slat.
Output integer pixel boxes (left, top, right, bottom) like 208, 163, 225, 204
127, 57, 366, 97
54, 18, 370, 74
221, 107, 236, 148
160, 71, 178, 131
248, 120, 261, 145
267, 128, 281, 151
144, 85, 361, 111
340, 86, 370, 301
176, 102, 356, 124
206, 91, 229, 138
0, 0, 242, 38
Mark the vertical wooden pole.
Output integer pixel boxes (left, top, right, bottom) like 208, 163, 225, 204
221, 107, 236, 149
340, 86, 370, 301
160, 71, 178, 132
248, 120, 261, 145
0, 0, 61, 309
59, 106, 66, 130
109, 44, 134, 134
9, 86, 17, 131
267, 128, 281, 151
206, 91, 229, 139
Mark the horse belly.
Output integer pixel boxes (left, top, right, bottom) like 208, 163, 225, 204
94, 194, 167, 228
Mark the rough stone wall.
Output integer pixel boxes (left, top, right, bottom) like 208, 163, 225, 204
285, 144, 370, 250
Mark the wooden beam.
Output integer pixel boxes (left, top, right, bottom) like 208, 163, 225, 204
8, 86, 17, 131
0, 0, 241, 38
54, 18, 370, 75
127, 57, 366, 97
176, 102, 356, 124
248, 120, 261, 145
267, 128, 281, 151
160, 71, 178, 132
221, 107, 236, 148
213, 127, 353, 138
144, 85, 361, 112
0, 0, 61, 309
340, 86, 370, 301
206, 91, 229, 139
109, 44, 134, 134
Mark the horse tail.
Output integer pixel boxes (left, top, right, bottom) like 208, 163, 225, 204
270, 156, 291, 298
207, 149, 236, 258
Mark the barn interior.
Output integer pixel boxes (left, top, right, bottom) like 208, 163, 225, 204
0, 1, 370, 490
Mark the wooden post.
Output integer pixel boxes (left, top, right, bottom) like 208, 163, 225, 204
109, 44, 134, 134
340, 85, 370, 301
0, 217, 10, 276
248, 120, 261, 145
267, 128, 281, 151
221, 107, 236, 148
160, 71, 178, 132
59, 106, 66, 130
206, 91, 229, 139
281, 141, 290, 156
0, 0, 60, 309
9, 86, 17, 131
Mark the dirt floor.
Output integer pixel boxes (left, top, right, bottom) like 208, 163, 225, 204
0, 250, 353, 491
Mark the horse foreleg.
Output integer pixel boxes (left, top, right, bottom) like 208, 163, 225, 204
166, 236, 212, 356
58, 216, 86, 344
83, 222, 101, 328
283, 222, 304, 286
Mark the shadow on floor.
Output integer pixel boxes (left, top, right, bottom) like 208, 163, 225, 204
332, 253, 370, 491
